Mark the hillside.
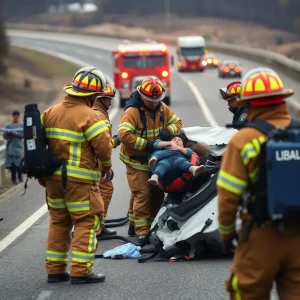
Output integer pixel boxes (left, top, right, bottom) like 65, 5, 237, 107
15, 13, 300, 60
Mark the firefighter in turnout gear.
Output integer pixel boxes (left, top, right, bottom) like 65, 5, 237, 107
217, 68, 300, 299
93, 82, 120, 237
42, 67, 112, 284
219, 81, 248, 128
118, 77, 182, 243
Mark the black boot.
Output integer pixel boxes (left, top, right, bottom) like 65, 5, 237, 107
137, 234, 148, 244
71, 273, 105, 285
47, 272, 70, 283
98, 227, 117, 237
128, 224, 136, 237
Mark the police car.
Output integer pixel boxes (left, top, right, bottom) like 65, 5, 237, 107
218, 60, 242, 78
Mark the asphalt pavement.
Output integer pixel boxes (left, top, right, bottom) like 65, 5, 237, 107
1, 31, 297, 299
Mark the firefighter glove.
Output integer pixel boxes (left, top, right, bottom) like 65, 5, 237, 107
222, 233, 238, 258
110, 169, 114, 181
145, 141, 154, 153
159, 129, 171, 141
112, 134, 121, 147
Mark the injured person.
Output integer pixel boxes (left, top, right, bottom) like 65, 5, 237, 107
148, 132, 206, 186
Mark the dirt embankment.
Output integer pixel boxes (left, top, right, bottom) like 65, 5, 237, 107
0, 46, 78, 126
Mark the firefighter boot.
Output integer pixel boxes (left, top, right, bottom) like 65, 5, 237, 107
128, 223, 136, 237
47, 272, 70, 283
71, 273, 106, 285
100, 227, 117, 236
137, 234, 149, 245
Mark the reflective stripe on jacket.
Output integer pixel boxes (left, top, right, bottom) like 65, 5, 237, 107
41, 95, 112, 183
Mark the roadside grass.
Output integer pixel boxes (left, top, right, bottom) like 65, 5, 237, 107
0, 46, 77, 193
9, 45, 78, 77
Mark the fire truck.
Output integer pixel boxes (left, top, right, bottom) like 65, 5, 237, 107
112, 42, 172, 107
177, 36, 207, 72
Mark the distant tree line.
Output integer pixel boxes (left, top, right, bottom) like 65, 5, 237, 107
2, 0, 300, 35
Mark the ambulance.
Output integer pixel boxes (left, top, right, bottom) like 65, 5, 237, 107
112, 42, 172, 107
177, 36, 207, 72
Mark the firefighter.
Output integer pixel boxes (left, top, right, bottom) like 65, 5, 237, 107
41, 67, 112, 285
93, 82, 120, 236
118, 76, 182, 243
219, 81, 248, 128
217, 67, 300, 299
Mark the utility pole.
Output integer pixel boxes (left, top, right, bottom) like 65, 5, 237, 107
164, 0, 170, 32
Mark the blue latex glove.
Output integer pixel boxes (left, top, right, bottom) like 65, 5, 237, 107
112, 134, 121, 147
103, 243, 141, 259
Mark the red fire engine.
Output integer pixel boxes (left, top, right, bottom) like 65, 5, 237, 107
112, 42, 173, 107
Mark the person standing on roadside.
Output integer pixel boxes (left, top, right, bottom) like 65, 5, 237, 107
3, 110, 24, 185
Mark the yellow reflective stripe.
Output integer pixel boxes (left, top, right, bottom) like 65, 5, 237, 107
166, 114, 180, 126
135, 127, 162, 138
241, 136, 266, 166
218, 223, 235, 236
69, 142, 81, 167
71, 250, 94, 264
134, 137, 145, 151
134, 218, 151, 227
249, 167, 258, 184
45, 128, 85, 142
46, 250, 69, 262
232, 275, 242, 300
102, 158, 112, 167
66, 200, 90, 212
54, 165, 100, 181
111, 138, 116, 148
88, 215, 100, 253
167, 124, 177, 135
85, 121, 108, 141
120, 152, 149, 171
217, 170, 247, 195
47, 197, 66, 209
118, 122, 135, 133
129, 213, 134, 222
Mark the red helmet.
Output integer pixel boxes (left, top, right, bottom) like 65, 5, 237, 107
137, 77, 165, 102
104, 82, 116, 99
219, 81, 242, 101
238, 67, 294, 106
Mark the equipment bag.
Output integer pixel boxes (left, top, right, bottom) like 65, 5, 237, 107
22, 103, 66, 181
247, 119, 300, 222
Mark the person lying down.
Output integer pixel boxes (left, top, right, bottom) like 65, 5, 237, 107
148, 132, 207, 186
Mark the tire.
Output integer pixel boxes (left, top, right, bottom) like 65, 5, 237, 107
120, 98, 127, 108
163, 97, 170, 106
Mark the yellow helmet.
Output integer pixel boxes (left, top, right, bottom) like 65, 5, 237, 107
237, 67, 293, 106
64, 67, 106, 97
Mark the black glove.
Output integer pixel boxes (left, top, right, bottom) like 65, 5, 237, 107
145, 141, 154, 153
159, 129, 171, 141
222, 233, 238, 258
112, 134, 121, 147
110, 169, 114, 181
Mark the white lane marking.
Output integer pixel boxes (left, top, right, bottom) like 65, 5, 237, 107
0, 44, 121, 253
94, 54, 103, 60
36, 291, 52, 300
0, 204, 48, 252
185, 79, 218, 127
